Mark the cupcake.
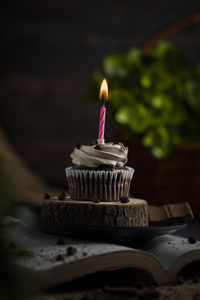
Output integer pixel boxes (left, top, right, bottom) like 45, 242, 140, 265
65, 142, 134, 202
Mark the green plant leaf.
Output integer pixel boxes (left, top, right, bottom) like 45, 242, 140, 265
90, 41, 200, 159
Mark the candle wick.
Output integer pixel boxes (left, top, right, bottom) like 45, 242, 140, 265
100, 95, 106, 107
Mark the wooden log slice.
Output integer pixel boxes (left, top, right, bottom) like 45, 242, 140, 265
42, 197, 149, 227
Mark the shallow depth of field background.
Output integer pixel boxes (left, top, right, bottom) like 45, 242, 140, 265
1, 0, 200, 192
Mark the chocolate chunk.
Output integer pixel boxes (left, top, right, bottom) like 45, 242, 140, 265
67, 246, 77, 256
193, 277, 199, 283
44, 193, 50, 199
188, 237, 196, 244
149, 202, 194, 226
56, 254, 64, 261
76, 143, 82, 149
57, 238, 66, 245
58, 190, 68, 200
148, 205, 171, 226
94, 144, 102, 150
93, 196, 100, 203
58, 195, 65, 200
168, 202, 194, 221
120, 196, 129, 203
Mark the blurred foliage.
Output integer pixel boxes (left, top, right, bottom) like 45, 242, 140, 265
90, 42, 200, 158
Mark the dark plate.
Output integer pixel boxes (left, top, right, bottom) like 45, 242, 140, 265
40, 220, 187, 243
29, 206, 187, 243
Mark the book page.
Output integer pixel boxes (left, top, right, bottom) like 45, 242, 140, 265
9, 221, 133, 273
7, 218, 164, 287
139, 222, 200, 272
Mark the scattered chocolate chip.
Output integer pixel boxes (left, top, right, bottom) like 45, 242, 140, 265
188, 237, 196, 244
82, 252, 87, 256
177, 277, 184, 284
76, 143, 82, 149
44, 193, 50, 199
93, 196, 100, 203
58, 190, 68, 200
57, 238, 66, 245
56, 254, 64, 261
67, 246, 77, 256
120, 196, 129, 203
193, 277, 199, 283
94, 144, 102, 150
61, 191, 67, 197
168, 241, 171, 245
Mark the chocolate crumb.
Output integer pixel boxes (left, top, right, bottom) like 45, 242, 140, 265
120, 196, 129, 203
44, 193, 50, 199
67, 246, 77, 256
193, 277, 199, 283
56, 254, 64, 261
93, 196, 100, 203
76, 143, 82, 149
188, 237, 196, 244
94, 144, 102, 150
57, 238, 66, 245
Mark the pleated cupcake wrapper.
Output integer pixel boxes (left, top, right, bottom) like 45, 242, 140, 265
65, 167, 134, 202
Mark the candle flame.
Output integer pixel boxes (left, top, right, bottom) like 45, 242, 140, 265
100, 78, 108, 100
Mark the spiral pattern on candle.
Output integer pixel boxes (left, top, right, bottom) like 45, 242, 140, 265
98, 105, 106, 140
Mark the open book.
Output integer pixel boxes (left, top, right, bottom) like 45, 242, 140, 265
8, 218, 200, 291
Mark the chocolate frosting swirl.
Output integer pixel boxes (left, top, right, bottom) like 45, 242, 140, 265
70, 142, 128, 168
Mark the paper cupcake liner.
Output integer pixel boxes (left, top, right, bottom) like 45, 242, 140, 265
65, 167, 134, 202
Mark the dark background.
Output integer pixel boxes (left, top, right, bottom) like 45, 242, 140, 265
1, 0, 200, 189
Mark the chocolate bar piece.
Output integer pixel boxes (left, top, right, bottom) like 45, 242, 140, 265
167, 202, 194, 223
148, 205, 171, 226
149, 202, 194, 226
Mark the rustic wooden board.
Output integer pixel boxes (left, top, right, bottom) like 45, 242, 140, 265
42, 198, 149, 227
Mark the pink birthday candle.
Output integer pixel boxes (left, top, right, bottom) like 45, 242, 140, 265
98, 79, 108, 144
